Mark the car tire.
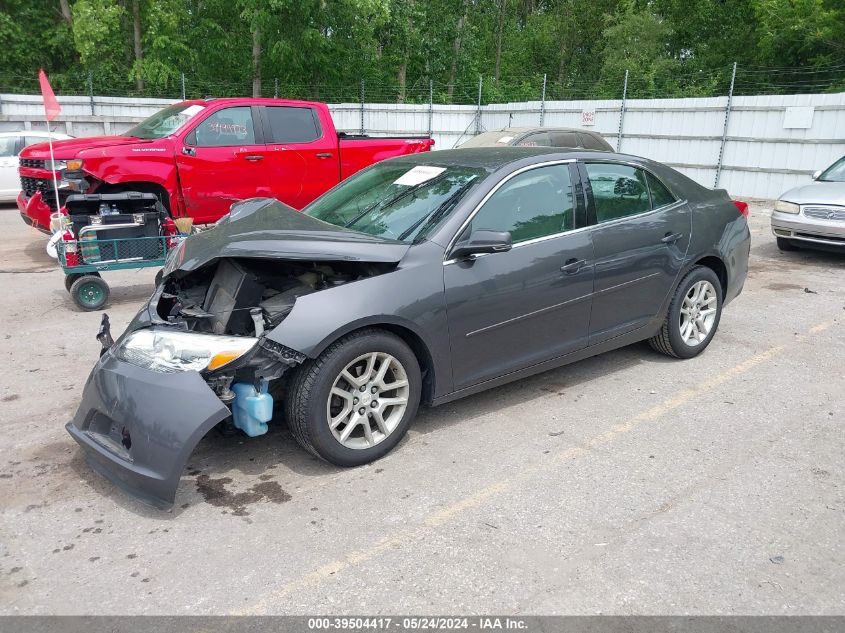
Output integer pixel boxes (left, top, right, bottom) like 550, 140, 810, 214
776, 237, 799, 251
649, 266, 723, 359
70, 275, 110, 311
285, 328, 421, 466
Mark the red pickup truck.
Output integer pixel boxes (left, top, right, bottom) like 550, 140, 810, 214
18, 98, 434, 231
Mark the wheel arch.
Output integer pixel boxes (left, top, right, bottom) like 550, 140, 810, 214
690, 254, 728, 300
307, 320, 438, 406
95, 180, 172, 213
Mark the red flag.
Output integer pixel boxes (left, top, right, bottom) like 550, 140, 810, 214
38, 69, 61, 121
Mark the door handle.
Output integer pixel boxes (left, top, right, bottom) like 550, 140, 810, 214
181, 147, 196, 157
243, 155, 264, 162
661, 232, 683, 244
316, 152, 333, 159
560, 258, 587, 274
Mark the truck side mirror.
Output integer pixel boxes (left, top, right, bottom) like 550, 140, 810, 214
812, 170, 822, 180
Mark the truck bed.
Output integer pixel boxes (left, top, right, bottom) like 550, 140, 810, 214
338, 135, 435, 180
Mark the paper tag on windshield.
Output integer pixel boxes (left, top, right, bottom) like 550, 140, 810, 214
496, 136, 514, 144
182, 105, 204, 116
393, 166, 446, 186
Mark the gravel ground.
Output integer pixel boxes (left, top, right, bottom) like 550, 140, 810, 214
0, 201, 843, 615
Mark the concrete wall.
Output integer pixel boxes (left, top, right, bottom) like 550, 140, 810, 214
2, 91, 843, 199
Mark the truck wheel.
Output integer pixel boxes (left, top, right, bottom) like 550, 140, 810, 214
285, 328, 421, 466
71, 275, 110, 311
648, 266, 723, 359
64, 271, 99, 292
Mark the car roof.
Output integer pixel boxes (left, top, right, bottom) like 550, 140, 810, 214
387, 146, 616, 171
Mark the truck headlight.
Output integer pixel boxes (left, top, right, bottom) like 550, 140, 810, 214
65, 159, 83, 171
774, 200, 799, 214
115, 328, 257, 373
46, 159, 67, 171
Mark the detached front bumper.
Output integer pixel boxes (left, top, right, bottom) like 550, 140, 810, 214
771, 209, 845, 248
17, 191, 53, 234
66, 352, 231, 509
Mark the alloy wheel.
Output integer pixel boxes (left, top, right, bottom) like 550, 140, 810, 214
326, 352, 410, 449
679, 280, 718, 346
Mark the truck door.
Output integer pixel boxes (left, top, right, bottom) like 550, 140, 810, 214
176, 105, 269, 222
260, 105, 339, 209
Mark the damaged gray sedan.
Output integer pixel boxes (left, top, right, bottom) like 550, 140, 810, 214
67, 147, 750, 508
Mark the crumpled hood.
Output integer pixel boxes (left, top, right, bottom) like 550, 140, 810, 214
780, 181, 845, 205
166, 197, 410, 276
20, 135, 164, 159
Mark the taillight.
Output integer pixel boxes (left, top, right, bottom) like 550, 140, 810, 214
733, 200, 749, 217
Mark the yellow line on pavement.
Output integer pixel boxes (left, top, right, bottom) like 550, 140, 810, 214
235, 319, 834, 614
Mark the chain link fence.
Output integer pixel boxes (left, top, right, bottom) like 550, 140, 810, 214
2, 62, 845, 106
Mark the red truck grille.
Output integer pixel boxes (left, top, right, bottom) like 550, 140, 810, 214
20, 158, 46, 169
21, 176, 59, 211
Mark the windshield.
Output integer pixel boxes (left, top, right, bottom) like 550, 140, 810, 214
303, 162, 487, 243
818, 156, 845, 182
124, 104, 206, 140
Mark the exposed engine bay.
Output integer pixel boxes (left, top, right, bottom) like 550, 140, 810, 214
157, 258, 391, 337
152, 257, 394, 437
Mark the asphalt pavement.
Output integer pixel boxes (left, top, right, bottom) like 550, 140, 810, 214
0, 202, 842, 615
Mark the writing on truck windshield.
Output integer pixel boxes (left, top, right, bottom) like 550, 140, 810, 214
124, 104, 206, 140
304, 163, 487, 244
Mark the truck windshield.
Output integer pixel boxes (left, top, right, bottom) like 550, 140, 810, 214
304, 163, 487, 244
124, 104, 206, 140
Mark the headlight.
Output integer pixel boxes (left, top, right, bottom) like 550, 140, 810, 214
46, 159, 83, 172
115, 328, 257, 373
774, 200, 799, 214
46, 159, 67, 171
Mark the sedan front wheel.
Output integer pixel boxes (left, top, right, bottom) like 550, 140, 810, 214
285, 329, 421, 466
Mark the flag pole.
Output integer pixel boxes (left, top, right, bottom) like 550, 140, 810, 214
38, 69, 63, 233
46, 118, 61, 233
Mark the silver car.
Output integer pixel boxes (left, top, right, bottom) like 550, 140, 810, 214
771, 156, 845, 251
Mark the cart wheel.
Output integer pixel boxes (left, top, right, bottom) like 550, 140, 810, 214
70, 275, 110, 311
64, 271, 99, 292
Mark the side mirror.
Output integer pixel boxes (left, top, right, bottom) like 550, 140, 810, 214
450, 230, 512, 260
812, 170, 822, 180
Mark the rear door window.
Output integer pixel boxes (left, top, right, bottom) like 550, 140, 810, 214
585, 162, 650, 223
193, 107, 256, 147
579, 133, 608, 151
264, 106, 322, 144
645, 171, 677, 208
551, 131, 581, 148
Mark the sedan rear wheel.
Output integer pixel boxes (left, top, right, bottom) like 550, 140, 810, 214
286, 329, 421, 466
649, 266, 723, 359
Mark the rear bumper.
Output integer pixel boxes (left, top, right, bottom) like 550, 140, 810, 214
17, 191, 52, 233
771, 210, 845, 248
66, 351, 230, 509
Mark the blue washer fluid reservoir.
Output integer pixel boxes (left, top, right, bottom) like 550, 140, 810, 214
231, 380, 273, 437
